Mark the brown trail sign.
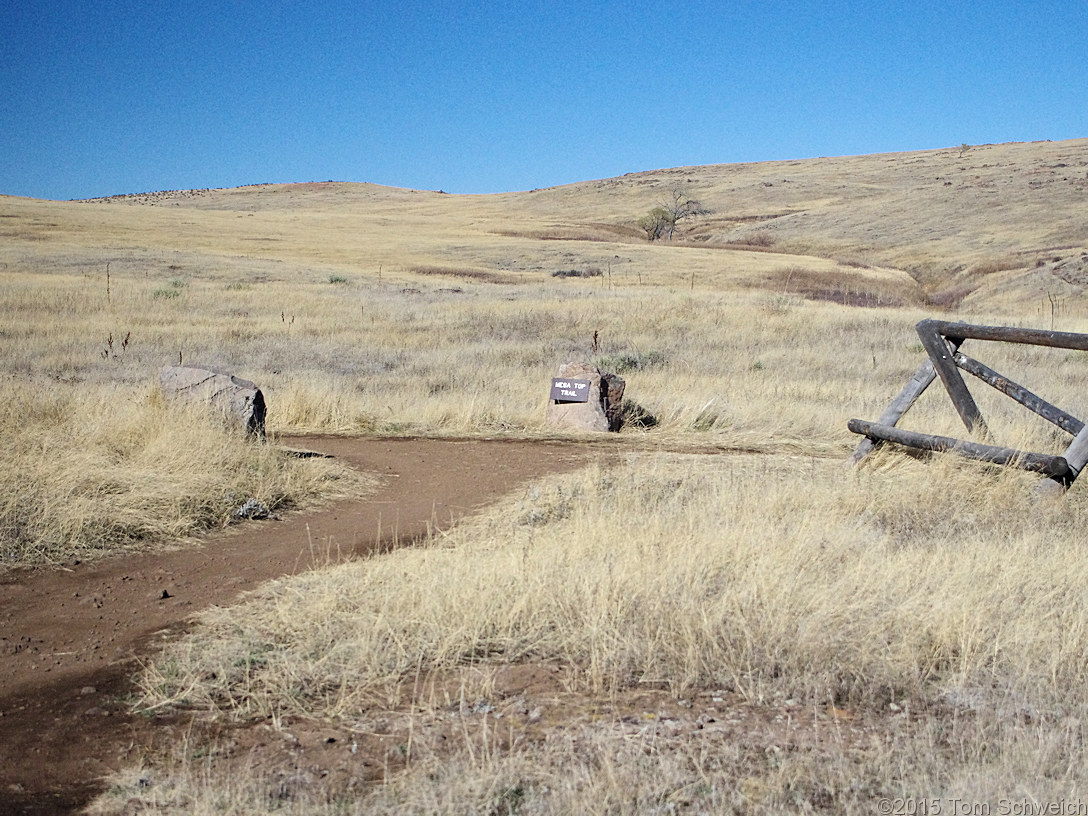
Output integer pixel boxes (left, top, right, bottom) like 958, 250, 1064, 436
849, 319, 1088, 492
550, 378, 591, 403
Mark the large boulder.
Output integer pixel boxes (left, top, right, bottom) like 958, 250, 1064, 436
159, 366, 266, 438
545, 361, 625, 433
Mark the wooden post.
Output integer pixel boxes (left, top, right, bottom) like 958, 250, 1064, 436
848, 419, 1070, 477
850, 359, 937, 464
1054, 425, 1088, 486
925, 320, 1088, 351
853, 318, 1088, 494
954, 353, 1084, 436
916, 319, 988, 437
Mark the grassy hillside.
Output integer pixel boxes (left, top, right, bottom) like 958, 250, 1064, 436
3, 139, 1087, 563
7, 138, 1087, 305
6, 139, 1088, 811
3, 140, 1087, 562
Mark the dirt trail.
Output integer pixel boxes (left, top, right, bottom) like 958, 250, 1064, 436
0, 436, 607, 815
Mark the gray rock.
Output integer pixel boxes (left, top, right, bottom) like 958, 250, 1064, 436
159, 366, 266, 438
545, 361, 625, 433
233, 498, 270, 520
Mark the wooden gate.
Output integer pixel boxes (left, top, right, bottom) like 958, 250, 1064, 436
849, 319, 1088, 491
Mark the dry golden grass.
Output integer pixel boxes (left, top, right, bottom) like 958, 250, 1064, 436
138, 453, 1088, 715
0, 384, 363, 567
7, 138, 1088, 810
100, 452, 1088, 812
6, 138, 1086, 304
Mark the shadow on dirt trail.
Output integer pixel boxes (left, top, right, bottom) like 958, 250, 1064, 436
0, 436, 607, 815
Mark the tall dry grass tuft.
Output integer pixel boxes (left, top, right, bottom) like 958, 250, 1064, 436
0, 382, 356, 568
269, 379, 378, 434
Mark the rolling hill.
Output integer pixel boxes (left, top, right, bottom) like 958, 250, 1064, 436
3, 137, 1086, 311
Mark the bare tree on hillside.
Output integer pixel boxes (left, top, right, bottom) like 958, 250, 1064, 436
661, 189, 707, 240
637, 189, 707, 242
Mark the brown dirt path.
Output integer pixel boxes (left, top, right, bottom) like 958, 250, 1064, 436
0, 436, 607, 815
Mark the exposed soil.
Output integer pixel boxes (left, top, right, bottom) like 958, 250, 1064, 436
0, 436, 608, 815
100, 659, 918, 813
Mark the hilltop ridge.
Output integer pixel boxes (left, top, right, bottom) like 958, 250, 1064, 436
4, 138, 1086, 308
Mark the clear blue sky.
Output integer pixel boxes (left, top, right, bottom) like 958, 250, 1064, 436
2, 0, 1085, 200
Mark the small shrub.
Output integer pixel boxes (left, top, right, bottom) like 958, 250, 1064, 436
152, 288, 180, 300
727, 231, 776, 248
551, 268, 602, 279
328, 275, 349, 285
597, 350, 666, 373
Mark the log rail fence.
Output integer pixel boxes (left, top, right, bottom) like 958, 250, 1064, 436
849, 319, 1088, 491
